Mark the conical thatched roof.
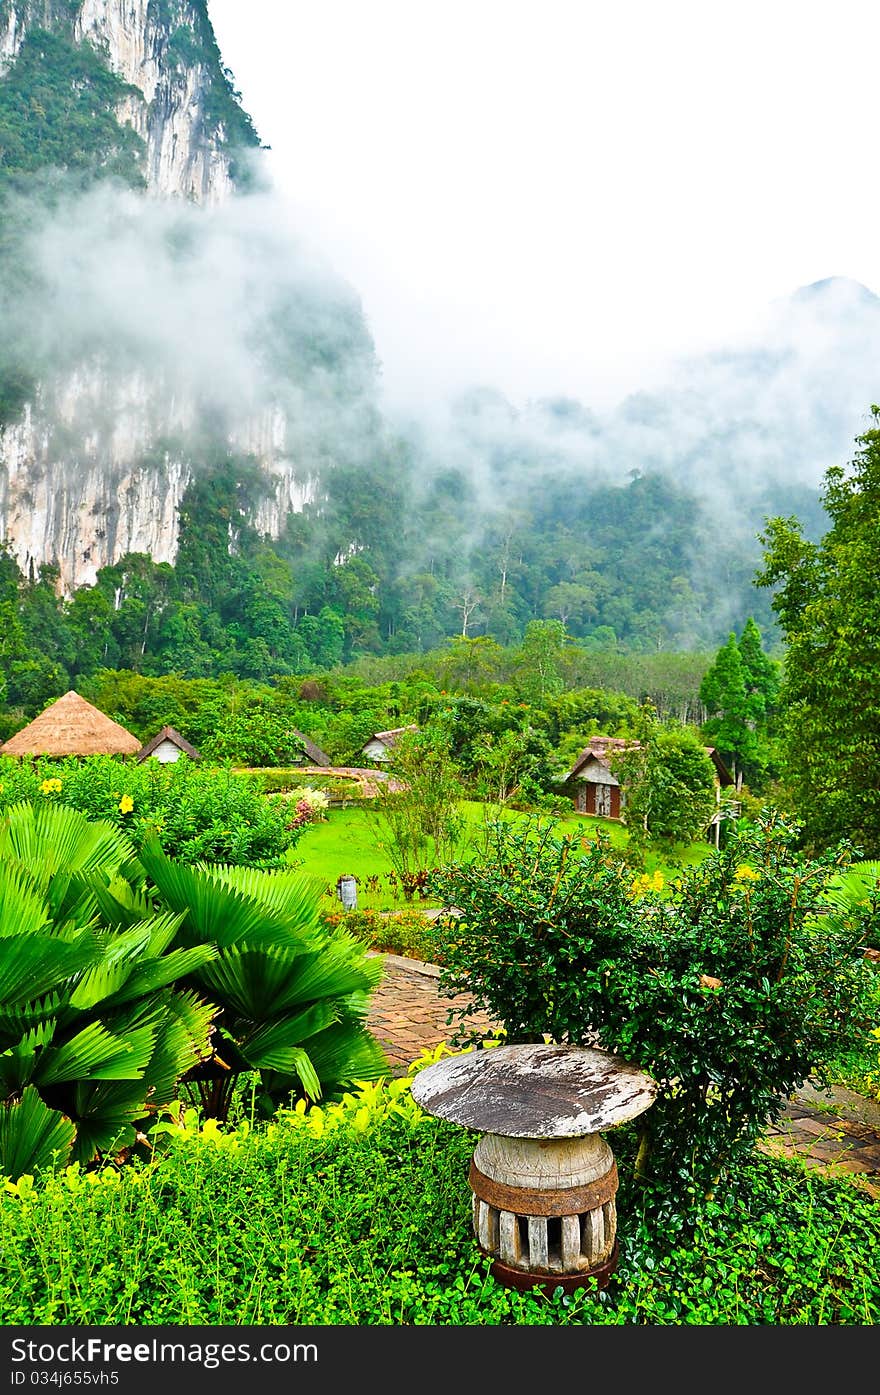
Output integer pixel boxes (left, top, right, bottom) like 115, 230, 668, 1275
1, 691, 141, 758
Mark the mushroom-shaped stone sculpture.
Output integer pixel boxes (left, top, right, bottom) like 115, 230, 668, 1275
410, 1042, 656, 1292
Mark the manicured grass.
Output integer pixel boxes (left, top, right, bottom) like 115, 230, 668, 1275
290, 801, 713, 912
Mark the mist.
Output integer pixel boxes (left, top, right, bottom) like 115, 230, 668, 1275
3, 159, 880, 647
0, 170, 382, 469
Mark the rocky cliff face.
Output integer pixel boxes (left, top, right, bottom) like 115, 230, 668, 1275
0, 0, 238, 200
0, 1, 333, 590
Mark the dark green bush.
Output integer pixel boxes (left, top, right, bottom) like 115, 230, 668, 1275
428, 815, 877, 1199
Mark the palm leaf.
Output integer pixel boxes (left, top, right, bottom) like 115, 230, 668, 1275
0, 993, 64, 1045
0, 1021, 56, 1091
305, 1022, 390, 1088
198, 863, 326, 934
0, 1087, 75, 1177
0, 803, 135, 887
69, 1079, 153, 1164
34, 1019, 157, 1085
239, 1002, 340, 1070
89, 874, 157, 930
0, 933, 100, 1007
140, 840, 292, 948
0, 861, 49, 940
98, 944, 217, 1009
145, 989, 217, 1105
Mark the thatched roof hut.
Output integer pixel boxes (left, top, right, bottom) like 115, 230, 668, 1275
0, 691, 141, 758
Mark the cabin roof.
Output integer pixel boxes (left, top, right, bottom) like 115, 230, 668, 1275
1, 691, 140, 757
136, 726, 201, 762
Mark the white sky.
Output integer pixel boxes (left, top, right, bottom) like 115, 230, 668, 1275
207, 0, 880, 412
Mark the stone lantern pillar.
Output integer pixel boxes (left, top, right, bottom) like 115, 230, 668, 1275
410, 1042, 656, 1292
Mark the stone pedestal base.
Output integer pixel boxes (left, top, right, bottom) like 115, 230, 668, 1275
469, 1131, 620, 1291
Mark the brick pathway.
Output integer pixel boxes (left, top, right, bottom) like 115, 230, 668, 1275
366, 953, 496, 1073
367, 953, 880, 1198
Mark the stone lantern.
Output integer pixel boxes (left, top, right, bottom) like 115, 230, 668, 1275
410, 1042, 656, 1292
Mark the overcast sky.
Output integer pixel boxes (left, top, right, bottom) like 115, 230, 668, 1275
207, 0, 880, 412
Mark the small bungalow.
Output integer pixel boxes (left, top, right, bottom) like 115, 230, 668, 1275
137, 726, 201, 764
360, 725, 419, 763
565, 736, 736, 837
0, 691, 141, 759
564, 736, 636, 819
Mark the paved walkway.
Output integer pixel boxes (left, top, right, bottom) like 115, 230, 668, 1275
366, 952, 880, 1199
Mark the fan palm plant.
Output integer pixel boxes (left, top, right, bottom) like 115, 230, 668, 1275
819, 860, 880, 951
0, 803, 217, 1177
135, 841, 390, 1121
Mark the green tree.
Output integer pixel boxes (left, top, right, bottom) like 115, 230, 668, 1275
756, 409, 880, 853
513, 619, 567, 703
611, 707, 717, 852
700, 619, 780, 790
699, 633, 752, 786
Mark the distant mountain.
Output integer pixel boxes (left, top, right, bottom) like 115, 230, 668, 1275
0, 3, 877, 679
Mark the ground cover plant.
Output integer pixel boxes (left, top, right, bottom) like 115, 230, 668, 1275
0, 1062, 877, 1326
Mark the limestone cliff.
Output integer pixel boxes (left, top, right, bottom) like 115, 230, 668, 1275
0, 1, 357, 590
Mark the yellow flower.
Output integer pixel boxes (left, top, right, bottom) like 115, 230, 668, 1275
734, 865, 760, 882
118, 794, 134, 814
630, 870, 663, 897
40, 778, 62, 795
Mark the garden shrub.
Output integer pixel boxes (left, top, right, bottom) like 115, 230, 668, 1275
323, 906, 438, 962
428, 814, 877, 1200
0, 800, 389, 1174
0, 755, 300, 866
0, 803, 215, 1176
136, 840, 390, 1122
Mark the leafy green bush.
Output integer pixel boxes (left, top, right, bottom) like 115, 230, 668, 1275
0, 755, 299, 867
1, 1062, 877, 1326
428, 815, 877, 1199
323, 906, 437, 961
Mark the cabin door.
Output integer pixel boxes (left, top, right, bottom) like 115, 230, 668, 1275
595, 783, 612, 817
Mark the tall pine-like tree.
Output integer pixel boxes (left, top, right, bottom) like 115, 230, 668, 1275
700, 619, 778, 789
757, 407, 880, 853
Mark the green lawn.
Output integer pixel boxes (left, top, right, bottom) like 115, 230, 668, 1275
289, 800, 713, 912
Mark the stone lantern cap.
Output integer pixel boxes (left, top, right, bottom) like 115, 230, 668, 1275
410, 1043, 656, 1139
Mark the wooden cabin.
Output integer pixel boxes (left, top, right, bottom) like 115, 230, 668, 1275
565, 736, 635, 819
